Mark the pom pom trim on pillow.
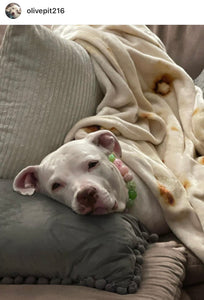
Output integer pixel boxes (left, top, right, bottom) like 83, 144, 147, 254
0, 231, 158, 295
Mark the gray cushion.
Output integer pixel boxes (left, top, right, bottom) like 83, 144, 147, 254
0, 179, 159, 294
148, 25, 204, 79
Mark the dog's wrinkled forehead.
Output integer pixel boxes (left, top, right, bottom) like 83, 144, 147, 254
41, 139, 104, 171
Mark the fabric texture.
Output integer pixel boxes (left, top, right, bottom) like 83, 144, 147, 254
0, 25, 102, 179
195, 69, 204, 93
185, 284, 204, 300
159, 232, 204, 287
0, 179, 157, 295
52, 25, 204, 263
0, 243, 187, 300
0, 179, 186, 298
148, 25, 204, 79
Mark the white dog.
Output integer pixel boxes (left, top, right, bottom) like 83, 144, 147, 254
13, 130, 168, 234
6, 3, 21, 19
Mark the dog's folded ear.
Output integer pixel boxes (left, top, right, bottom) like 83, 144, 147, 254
86, 130, 122, 157
13, 166, 40, 196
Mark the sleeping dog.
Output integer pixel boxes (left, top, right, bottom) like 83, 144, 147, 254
13, 130, 168, 234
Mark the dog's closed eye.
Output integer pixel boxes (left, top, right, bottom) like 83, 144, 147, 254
52, 182, 62, 191
88, 160, 99, 170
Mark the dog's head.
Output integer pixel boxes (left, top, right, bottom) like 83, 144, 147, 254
13, 130, 128, 215
6, 4, 21, 18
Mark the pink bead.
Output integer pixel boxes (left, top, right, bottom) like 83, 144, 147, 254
124, 173, 133, 182
113, 159, 123, 169
120, 165, 129, 176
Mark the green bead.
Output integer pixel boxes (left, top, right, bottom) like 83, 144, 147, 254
127, 199, 134, 208
126, 180, 136, 190
128, 189, 137, 200
108, 153, 116, 162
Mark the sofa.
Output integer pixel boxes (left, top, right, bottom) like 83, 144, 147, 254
0, 25, 204, 300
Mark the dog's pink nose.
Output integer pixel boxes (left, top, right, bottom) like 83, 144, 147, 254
76, 186, 98, 213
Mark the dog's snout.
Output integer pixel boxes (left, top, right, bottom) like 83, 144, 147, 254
76, 186, 98, 209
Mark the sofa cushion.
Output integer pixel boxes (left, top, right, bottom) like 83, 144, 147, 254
195, 69, 204, 92
148, 25, 204, 79
0, 25, 102, 179
185, 283, 204, 300
0, 179, 186, 298
184, 250, 204, 286
160, 232, 204, 286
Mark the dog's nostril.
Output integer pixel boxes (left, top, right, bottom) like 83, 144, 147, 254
77, 187, 98, 207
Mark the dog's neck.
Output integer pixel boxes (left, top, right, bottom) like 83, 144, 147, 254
108, 153, 137, 208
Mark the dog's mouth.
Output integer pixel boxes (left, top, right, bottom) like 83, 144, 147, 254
77, 200, 118, 215
92, 207, 109, 215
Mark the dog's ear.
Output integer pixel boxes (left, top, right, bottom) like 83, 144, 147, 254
86, 130, 122, 157
13, 166, 40, 196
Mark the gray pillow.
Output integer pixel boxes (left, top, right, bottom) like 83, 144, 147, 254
0, 179, 158, 295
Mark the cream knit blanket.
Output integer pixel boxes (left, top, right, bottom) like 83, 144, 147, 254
52, 25, 204, 263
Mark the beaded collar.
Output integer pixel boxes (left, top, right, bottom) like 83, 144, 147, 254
108, 153, 137, 209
